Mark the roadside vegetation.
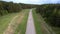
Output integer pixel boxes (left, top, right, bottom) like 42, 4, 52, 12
0, 1, 35, 16
0, 13, 19, 34
0, 1, 33, 34
0, 1, 60, 34
14, 9, 29, 34
35, 4, 60, 34
32, 9, 42, 34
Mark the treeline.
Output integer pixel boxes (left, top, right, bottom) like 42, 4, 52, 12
0, 1, 22, 16
0, 1, 34, 16
36, 4, 60, 27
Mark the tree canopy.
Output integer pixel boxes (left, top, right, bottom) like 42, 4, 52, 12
36, 4, 60, 27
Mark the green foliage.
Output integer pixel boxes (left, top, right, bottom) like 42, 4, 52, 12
32, 9, 42, 34
0, 13, 18, 34
0, 1, 35, 16
14, 9, 29, 34
0, 10, 8, 16
0, 1, 22, 16
36, 4, 60, 27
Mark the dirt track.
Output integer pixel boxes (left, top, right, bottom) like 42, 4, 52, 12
3, 12, 24, 34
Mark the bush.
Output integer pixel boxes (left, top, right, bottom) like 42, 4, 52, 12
36, 4, 60, 27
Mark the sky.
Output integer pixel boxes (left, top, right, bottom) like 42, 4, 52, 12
3, 0, 60, 4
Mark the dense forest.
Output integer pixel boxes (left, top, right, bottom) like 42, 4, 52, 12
36, 4, 60, 27
0, 1, 35, 16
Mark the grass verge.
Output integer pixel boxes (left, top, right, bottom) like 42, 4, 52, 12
32, 9, 42, 34
32, 9, 56, 34
0, 13, 19, 34
52, 26, 60, 34
14, 9, 29, 34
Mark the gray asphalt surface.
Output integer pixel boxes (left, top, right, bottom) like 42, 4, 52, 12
25, 9, 36, 34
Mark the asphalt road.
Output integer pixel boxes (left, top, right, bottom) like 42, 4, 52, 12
25, 9, 36, 34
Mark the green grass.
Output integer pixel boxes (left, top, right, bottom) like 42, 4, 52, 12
0, 13, 19, 34
32, 9, 57, 34
52, 27, 60, 34
32, 9, 42, 34
32, 9, 56, 34
14, 9, 29, 34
